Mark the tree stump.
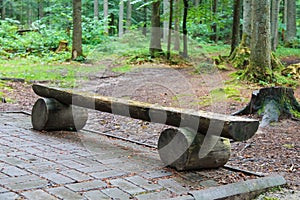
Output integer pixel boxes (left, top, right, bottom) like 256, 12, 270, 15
233, 87, 300, 127
158, 128, 231, 171
32, 98, 88, 131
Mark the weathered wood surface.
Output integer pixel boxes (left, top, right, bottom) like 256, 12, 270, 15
158, 128, 231, 170
32, 84, 259, 141
32, 98, 88, 131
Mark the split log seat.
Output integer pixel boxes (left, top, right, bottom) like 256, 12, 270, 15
31, 84, 259, 171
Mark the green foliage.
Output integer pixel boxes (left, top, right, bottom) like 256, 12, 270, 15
0, 58, 99, 87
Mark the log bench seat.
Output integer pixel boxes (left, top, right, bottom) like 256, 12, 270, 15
31, 84, 259, 171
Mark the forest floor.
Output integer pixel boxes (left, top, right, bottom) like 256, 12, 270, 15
0, 55, 299, 199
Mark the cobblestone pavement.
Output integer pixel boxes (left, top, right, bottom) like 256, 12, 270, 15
0, 112, 197, 200
1, 112, 295, 200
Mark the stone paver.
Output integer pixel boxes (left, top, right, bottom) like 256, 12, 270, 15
22, 189, 57, 200
66, 180, 106, 192
158, 179, 188, 195
47, 186, 84, 200
0, 192, 20, 199
84, 190, 110, 200
125, 175, 162, 191
101, 187, 131, 200
110, 178, 145, 194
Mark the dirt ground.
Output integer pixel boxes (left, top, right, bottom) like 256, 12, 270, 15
0, 59, 299, 197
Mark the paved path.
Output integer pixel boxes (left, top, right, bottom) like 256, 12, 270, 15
0, 112, 195, 200
1, 112, 295, 200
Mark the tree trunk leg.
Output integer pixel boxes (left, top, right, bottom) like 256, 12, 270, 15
158, 127, 231, 171
31, 98, 88, 131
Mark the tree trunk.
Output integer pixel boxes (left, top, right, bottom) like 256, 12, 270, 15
142, 0, 147, 36
38, 0, 44, 20
126, 0, 132, 31
210, 0, 218, 43
233, 87, 300, 127
150, 0, 163, 57
94, 0, 99, 20
163, 0, 169, 43
1, 0, 5, 20
244, 0, 273, 82
230, 0, 241, 55
103, 0, 109, 34
167, 0, 173, 59
72, 0, 83, 60
32, 84, 259, 141
32, 98, 88, 131
270, 0, 280, 51
182, 0, 188, 58
158, 128, 231, 170
285, 0, 296, 44
118, 0, 124, 37
242, 0, 252, 47
173, 0, 180, 51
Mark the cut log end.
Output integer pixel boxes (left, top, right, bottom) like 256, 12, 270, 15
32, 98, 88, 131
158, 128, 231, 171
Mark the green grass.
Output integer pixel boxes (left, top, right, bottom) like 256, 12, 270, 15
0, 58, 105, 87
274, 46, 300, 58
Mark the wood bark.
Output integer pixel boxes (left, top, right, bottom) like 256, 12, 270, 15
94, 0, 99, 20
210, 0, 218, 43
118, 0, 124, 37
32, 98, 88, 131
32, 84, 259, 141
163, 0, 169, 43
150, 0, 163, 56
285, 0, 296, 43
72, 0, 83, 60
233, 87, 300, 127
182, 0, 188, 58
167, 0, 173, 59
173, 0, 180, 51
246, 0, 273, 82
230, 0, 241, 55
271, 0, 280, 51
1, 0, 5, 20
103, 0, 109, 34
158, 128, 231, 170
242, 0, 252, 47
126, 0, 132, 31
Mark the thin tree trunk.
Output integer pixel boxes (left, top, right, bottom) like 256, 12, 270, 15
173, 0, 180, 51
72, 0, 83, 60
270, 0, 280, 51
119, 0, 124, 37
167, 0, 173, 59
126, 0, 132, 31
163, 0, 169, 42
103, 0, 108, 34
285, 0, 296, 43
38, 0, 44, 20
94, 0, 99, 20
230, 0, 241, 55
211, 0, 218, 43
1, 0, 6, 20
142, 0, 147, 36
242, 0, 252, 47
182, 0, 189, 58
150, 0, 163, 56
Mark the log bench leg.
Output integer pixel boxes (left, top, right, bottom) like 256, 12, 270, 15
31, 98, 88, 131
158, 128, 231, 171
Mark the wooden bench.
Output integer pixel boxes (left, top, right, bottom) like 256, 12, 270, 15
31, 84, 259, 171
